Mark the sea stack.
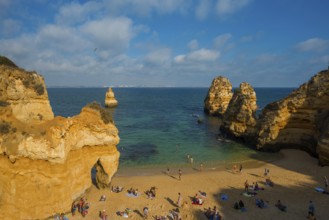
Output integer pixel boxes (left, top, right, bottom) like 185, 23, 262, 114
105, 87, 118, 107
220, 82, 257, 140
0, 57, 120, 219
204, 76, 233, 116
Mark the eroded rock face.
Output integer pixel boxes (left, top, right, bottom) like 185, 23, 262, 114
0, 61, 120, 219
204, 76, 233, 116
256, 70, 329, 162
220, 82, 257, 140
0, 65, 54, 124
105, 88, 118, 107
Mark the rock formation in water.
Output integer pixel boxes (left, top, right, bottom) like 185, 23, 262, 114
204, 76, 233, 116
255, 70, 329, 164
0, 58, 120, 219
105, 87, 118, 107
206, 69, 329, 165
220, 82, 257, 140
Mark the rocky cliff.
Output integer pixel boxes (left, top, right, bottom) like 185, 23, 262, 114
256, 70, 329, 162
204, 76, 233, 116
206, 69, 329, 165
0, 65, 54, 123
105, 87, 118, 107
0, 59, 120, 219
220, 82, 257, 140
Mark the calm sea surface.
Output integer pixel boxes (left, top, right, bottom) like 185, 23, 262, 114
48, 88, 294, 174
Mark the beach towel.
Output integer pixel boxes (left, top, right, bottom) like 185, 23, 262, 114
192, 201, 203, 205
220, 194, 228, 201
126, 193, 139, 198
315, 187, 324, 193
242, 192, 257, 197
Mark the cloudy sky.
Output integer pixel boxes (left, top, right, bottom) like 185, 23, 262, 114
1, 0, 329, 87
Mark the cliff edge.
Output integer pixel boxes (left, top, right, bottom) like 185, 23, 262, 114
0, 57, 120, 219
206, 69, 329, 165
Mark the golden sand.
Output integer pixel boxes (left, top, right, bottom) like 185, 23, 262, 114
65, 150, 329, 220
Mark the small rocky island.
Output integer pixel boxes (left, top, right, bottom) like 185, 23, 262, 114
105, 87, 118, 107
0, 56, 120, 219
205, 70, 329, 165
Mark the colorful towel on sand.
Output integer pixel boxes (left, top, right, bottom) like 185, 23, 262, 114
126, 193, 139, 198
192, 201, 203, 205
242, 192, 257, 197
315, 187, 324, 193
220, 194, 228, 201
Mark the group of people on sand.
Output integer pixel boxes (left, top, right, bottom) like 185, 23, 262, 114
127, 187, 139, 196
111, 185, 124, 193
71, 197, 90, 217
192, 193, 203, 205
204, 206, 223, 220
145, 186, 157, 199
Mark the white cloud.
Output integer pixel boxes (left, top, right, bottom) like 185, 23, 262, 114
174, 55, 186, 63
216, 0, 252, 15
296, 38, 329, 52
188, 39, 199, 50
55, 1, 100, 25
0, 19, 21, 37
174, 48, 220, 63
80, 17, 134, 55
213, 33, 232, 48
195, 0, 211, 20
144, 47, 172, 66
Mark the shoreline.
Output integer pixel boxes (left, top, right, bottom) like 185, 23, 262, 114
60, 149, 329, 220
115, 151, 285, 177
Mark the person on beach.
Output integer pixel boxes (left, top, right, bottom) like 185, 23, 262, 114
275, 200, 287, 212
166, 168, 170, 175
178, 169, 182, 180
71, 201, 77, 216
233, 164, 237, 173
190, 157, 194, 164
99, 210, 108, 220
308, 201, 315, 217
177, 192, 183, 208
239, 164, 243, 173
244, 180, 249, 192
143, 207, 149, 219
200, 163, 203, 171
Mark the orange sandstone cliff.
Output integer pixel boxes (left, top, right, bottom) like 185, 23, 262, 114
204, 76, 233, 116
205, 70, 329, 165
0, 57, 120, 219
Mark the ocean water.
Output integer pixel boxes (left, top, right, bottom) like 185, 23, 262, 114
48, 87, 294, 173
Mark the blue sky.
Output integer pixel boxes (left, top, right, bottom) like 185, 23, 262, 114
1, 0, 329, 87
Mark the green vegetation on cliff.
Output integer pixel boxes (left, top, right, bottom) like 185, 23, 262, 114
0, 56, 18, 68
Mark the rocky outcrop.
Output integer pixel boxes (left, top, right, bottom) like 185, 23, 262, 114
255, 70, 329, 162
105, 88, 118, 107
0, 65, 54, 124
204, 76, 233, 116
206, 69, 329, 165
0, 59, 120, 219
220, 82, 257, 140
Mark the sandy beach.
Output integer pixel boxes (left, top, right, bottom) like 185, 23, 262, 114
63, 149, 329, 220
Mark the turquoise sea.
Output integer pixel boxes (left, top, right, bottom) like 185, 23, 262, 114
48, 88, 294, 174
